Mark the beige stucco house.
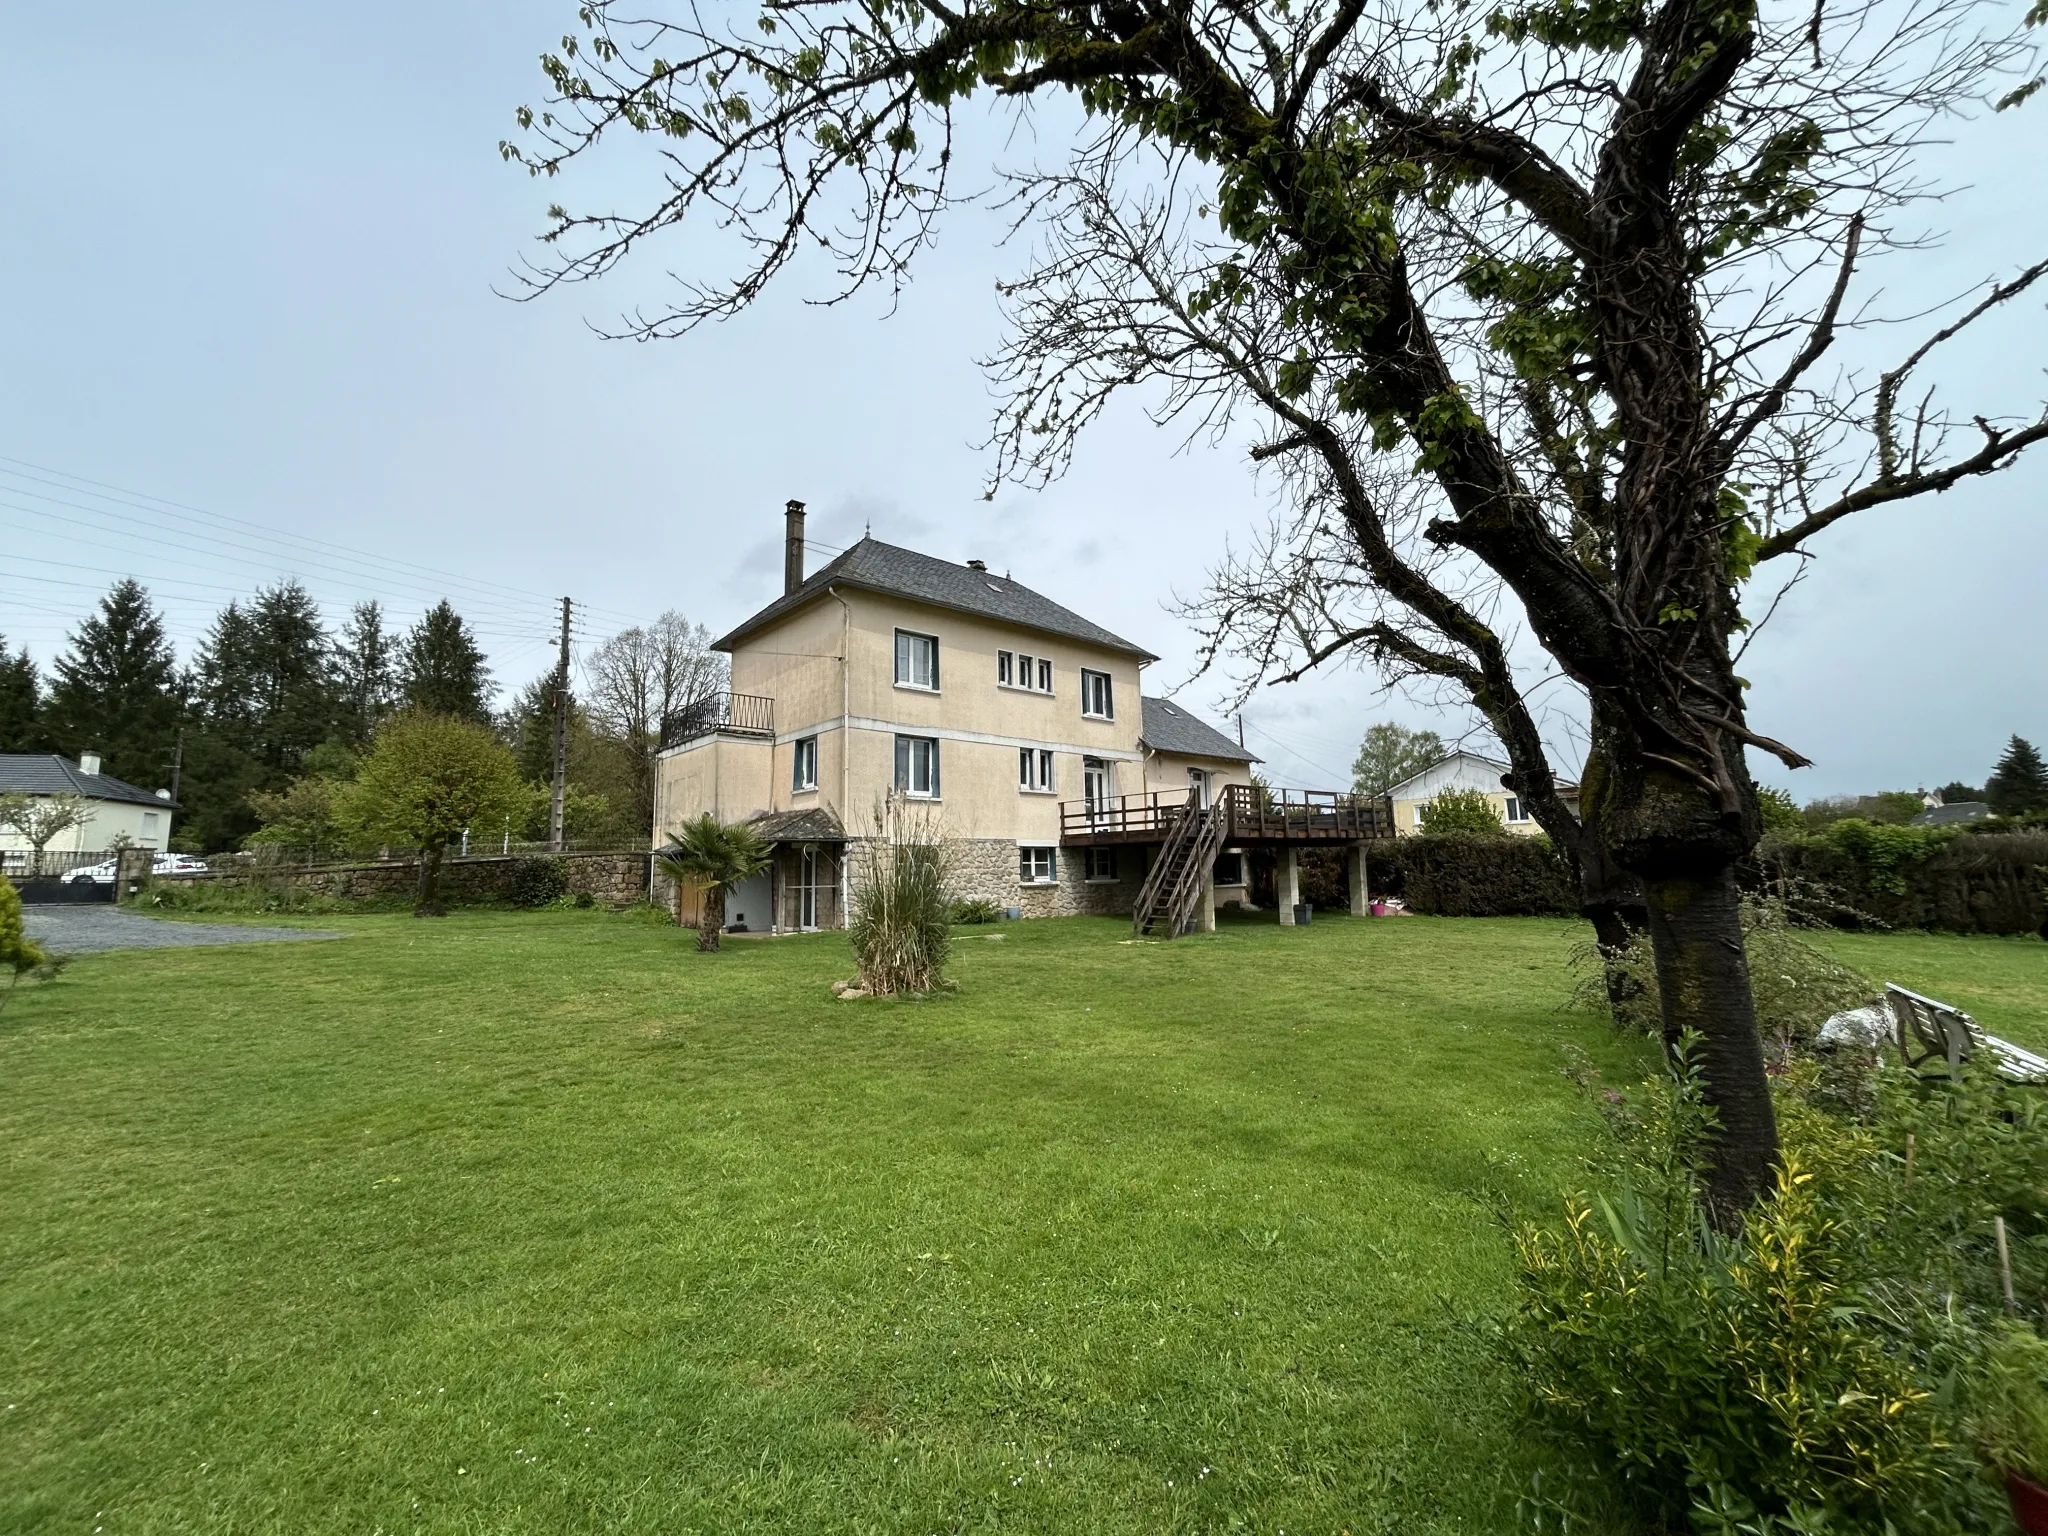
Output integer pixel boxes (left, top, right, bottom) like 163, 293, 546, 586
0, 753, 178, 874
1385, 751, 1577, 837
654, 504, 1382, 934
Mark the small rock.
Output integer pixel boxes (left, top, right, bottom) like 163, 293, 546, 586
838, 986, 871, 1000
830, 979, 850, 995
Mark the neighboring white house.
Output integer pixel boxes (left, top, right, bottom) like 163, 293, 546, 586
0, 753, 178, 870
1385, 751, 1577, 837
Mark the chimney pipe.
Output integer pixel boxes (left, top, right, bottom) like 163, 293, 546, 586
784, 500, 807, 595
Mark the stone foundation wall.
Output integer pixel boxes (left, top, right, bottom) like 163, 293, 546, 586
940, 837, 1146, 920
155, 851, 652, 908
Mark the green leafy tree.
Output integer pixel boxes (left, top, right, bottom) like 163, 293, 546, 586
0, 792, 91, 875
400, 602, 492, 724
656, 813, 772, 951
1755, 785, 1803, 835
245, 775, 344, 851
1987, 736, 2048, 817
338, 712, 526, 916
1937, 781, 1985, 806
0, 639, 44, 752
1418, 786, 1507, 838
505, 0, 2048, 1217
1349, 724, 1444, 799
42, 580, 180, 788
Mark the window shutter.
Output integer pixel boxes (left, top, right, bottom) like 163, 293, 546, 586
930, 739, 940, 797
895, 632, 910, 684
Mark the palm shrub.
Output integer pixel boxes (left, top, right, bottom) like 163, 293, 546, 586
656, 814, 771, 952
847, 797, 951, 995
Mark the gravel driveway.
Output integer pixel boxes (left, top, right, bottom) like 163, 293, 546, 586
23, 905, 342, 955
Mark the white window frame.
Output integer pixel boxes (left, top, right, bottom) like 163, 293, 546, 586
792, 735, 819, 793
1083, 847, 1119, 883
895, 734, 941, 798
1018, 746, 1057, 794
1080, 668, 1114, 720
1036, 657, 1053, 693
1504, 795, 1530, 823
997, 650, 1013, 686
1019, 843, 1058, 885
894, 629, 940, 692
998, 647, 1055, 695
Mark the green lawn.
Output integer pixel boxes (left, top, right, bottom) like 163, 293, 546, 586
3, 909, 2036, 1534
1813, 928, 2048, 1053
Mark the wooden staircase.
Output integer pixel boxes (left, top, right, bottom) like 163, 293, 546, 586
1132, 791, 1228, 938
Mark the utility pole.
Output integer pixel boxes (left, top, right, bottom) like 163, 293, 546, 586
549, 597, 572, 853
169, 727, 185, 803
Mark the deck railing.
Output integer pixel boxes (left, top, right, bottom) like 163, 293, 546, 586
659, 691, 776, 749
1060, 783, 1394, 842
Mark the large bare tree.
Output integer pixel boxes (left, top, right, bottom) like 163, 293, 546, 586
585, 612, 726, 836
504, 0, 2046, 1216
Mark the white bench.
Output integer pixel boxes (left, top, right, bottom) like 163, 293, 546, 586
1885, 983, 2048, 1085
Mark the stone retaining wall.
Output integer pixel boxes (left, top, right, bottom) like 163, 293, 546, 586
154, 851, 652, 908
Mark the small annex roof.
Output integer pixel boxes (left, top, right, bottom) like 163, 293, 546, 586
0, 753, 178, 809
1912, 801, 1992, 827
1139, 696, 1258, 764
1384, 749, 1579, 801
712, 537, 1158, 661
743, 807, 848, 843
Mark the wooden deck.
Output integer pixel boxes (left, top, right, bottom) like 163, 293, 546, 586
1060, 784, 1394, 846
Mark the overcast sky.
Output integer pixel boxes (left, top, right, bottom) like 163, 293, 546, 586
3, 1, 2043, 798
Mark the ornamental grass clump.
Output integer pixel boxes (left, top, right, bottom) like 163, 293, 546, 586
847, 798, 952, 995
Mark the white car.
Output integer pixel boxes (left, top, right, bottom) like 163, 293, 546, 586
60, 853, 209, 885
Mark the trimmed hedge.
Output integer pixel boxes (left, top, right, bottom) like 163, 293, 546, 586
1265, 835, 1577, 917
1758, 829, 2048, 937
509, 855, 570, 908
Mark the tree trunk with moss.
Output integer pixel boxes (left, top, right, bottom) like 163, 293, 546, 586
697, 884, 724, 952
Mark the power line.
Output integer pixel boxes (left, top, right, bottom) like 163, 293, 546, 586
0, 455, 653, 631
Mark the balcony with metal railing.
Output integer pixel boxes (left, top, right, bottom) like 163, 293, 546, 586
659, 691, 776, 750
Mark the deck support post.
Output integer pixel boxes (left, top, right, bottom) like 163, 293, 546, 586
1196, 868, 1216, 933
1348, 843, 1370, 917
1277, 847, 1301, 925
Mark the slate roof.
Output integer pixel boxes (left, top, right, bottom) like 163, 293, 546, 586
0, 754, 178, 809
743, 807, 848, 843
713, 538, 1158, 661
1139, 697, 1258, 763
1912, 801, 1992, 827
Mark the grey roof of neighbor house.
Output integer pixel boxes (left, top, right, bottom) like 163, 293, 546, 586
0, 754, 179, 809
713, 537, 1159, 661
1912, 801, 1992, 826
1139, 697, 1259, 763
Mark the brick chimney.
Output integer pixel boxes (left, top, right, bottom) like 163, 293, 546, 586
784, 499, 806, 595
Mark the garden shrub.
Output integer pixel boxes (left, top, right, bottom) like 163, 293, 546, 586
950, 897, 1002, 925
1418, 785, 1508, 837
1, 875, 53, 1009
1516, 1048, 2048, 1533
510, 856, 569, 908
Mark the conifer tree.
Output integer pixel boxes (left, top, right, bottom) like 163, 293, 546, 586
0, 639, 43, 753
1987, 737, 2048, 817
399, 602, 492, 723
42, 580, 180, 786
243, 582, 337, 773
334, 601, 397, 746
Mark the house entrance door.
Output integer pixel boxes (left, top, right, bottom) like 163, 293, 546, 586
1187, 767, 1212, 809
798, 847, 819, 930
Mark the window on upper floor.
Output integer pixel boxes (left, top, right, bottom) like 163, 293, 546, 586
1018, 747, 1056, 794
792, 736, 819, 792
895, 630, 939, 691
1019, 844, 1057, 884
997, 649, 1054, 694
895, 735, 940, 798
1505, 795, 1530, 823
1080, 668, 1114, 720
